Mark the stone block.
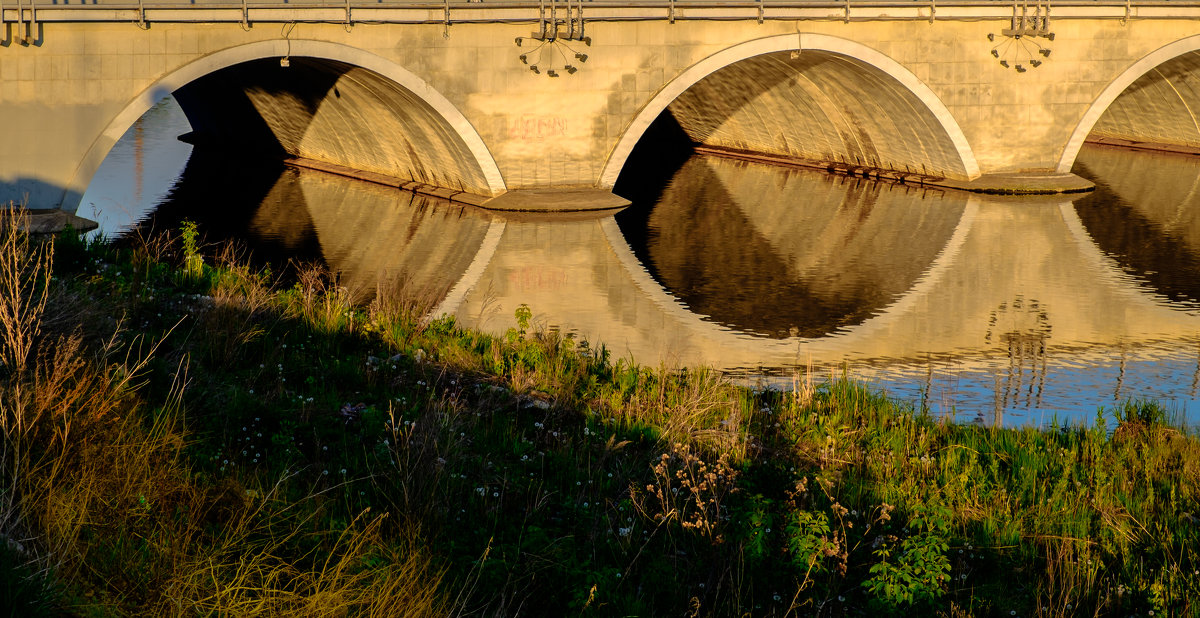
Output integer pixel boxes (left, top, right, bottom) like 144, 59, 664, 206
111, 54, 134, 80
0, 60, 17, 83
15, 80, 36, 103
17, 57, 36, 81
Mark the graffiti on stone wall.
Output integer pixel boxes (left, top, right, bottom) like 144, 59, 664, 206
507, 115, 568, 141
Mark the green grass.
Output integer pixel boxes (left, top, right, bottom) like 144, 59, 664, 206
0, 216, 1196, 616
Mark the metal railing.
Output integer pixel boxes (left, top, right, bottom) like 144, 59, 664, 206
1, 0, 1197, 31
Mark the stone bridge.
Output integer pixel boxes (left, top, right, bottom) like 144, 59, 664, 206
5, 0, 1200, 210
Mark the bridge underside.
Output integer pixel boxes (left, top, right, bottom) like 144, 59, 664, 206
1088, 51, 1200, 154
173, 57, 495, 199
665, 50, 971, 181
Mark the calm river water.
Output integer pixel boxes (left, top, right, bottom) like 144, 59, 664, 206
80, 98, 1200, 427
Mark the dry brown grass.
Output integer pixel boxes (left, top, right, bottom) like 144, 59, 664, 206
161, 501, 444, 617
0, 214, 448, 615
292, 264, 356, 335
0, 206, 54, 435
621, 366, 750, 460
202, 243, 276, 364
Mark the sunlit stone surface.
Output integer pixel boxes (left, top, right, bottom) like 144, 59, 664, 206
667, 52, 970, 179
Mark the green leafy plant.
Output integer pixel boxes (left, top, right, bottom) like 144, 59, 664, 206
180, 220, 204, 279
866, 501, 952, 609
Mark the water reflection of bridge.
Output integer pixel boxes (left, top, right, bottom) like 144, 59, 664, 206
168, 143, 1200, 380
441, 150, 1200, 374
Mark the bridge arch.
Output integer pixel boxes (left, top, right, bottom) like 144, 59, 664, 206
600, 33, 980, 187
1058, 34, 1200, 173
65, 39, 505, 213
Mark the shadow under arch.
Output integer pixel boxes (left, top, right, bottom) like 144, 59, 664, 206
63, 39, 506, 214
1057, 34, 1200, 173
599, 32, 980, 188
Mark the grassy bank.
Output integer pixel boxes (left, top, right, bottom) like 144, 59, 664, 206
0, 210, 1197, 616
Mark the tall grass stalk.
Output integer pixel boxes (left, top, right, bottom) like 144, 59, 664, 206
0, 205, 54, 435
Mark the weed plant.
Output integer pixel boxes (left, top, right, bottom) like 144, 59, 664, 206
0, 210, 1196, 616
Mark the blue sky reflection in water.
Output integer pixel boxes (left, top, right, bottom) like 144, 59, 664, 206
79, 97, 194, 238
82, 97, 1200, 427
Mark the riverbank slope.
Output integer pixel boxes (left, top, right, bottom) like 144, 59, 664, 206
0, 214, 1195, 616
